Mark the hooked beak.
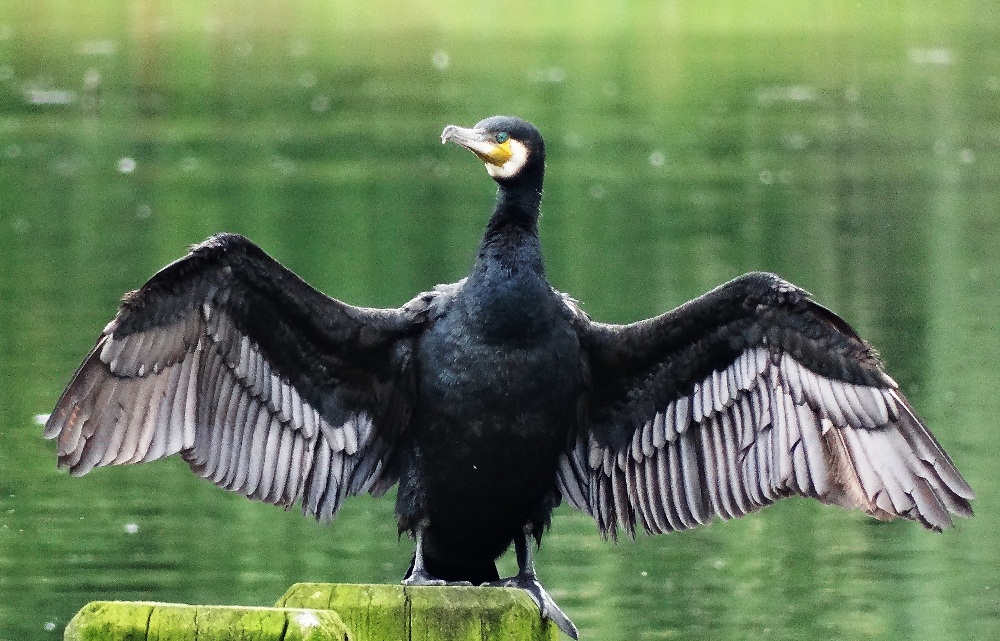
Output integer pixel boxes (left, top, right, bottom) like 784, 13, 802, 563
441, 125, 513, 167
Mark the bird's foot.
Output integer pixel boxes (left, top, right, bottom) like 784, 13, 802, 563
488, 573, 579, 640
402, 570, 472, 587
402, 568, 447, 586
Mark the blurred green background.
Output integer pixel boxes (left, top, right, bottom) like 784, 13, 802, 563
1, 1, 998, 639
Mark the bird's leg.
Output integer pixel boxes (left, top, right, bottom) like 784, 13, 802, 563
489, 525, 579, 640
402, 524, 447, 586
401, 523, 472, 586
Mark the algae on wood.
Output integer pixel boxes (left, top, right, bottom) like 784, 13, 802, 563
64, 602, 350, 641
277, 584, 408, 639
277, 583, 558, 641
63, 583, 556, 640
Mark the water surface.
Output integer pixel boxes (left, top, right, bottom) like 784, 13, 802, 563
1, 3, 998, 640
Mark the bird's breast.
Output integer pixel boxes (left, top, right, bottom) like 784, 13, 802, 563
408, 315, 583, 523
412, 287, 583, 445
416, 309, 582, 419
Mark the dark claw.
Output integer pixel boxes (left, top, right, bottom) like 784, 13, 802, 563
489, 574, 579, 640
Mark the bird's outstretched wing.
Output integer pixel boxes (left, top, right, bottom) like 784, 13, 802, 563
45, 233, 430, 522
558, 272, 974, 539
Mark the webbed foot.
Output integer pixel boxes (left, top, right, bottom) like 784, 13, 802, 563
489, 573, 579, 640
402, 568, 447, 586
402, 569, 473, 587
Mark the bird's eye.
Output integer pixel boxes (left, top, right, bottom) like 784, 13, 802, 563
495, 132, 509, 144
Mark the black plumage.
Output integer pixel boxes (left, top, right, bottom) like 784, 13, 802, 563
45, 116, 974, 640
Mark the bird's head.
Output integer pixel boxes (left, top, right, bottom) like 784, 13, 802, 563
441, 116, 544, 185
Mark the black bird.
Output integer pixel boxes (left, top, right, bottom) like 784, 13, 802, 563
45, 116, 974, 639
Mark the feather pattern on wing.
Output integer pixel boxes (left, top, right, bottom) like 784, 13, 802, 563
557, 273, 974, 539
44, 233, 428, 522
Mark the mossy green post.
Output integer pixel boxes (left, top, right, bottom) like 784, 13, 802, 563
63, 602, 350, 641
277, 583, 559, 641
62, 585, 558, 641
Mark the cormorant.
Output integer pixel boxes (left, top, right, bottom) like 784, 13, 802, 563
45, 116, 974, 640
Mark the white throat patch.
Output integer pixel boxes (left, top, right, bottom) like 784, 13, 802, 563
486, 139, 529, 180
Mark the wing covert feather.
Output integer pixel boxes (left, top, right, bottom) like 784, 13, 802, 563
560, 273, 974, 539
45, 233, 430, 522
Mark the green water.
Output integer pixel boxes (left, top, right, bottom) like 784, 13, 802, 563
2, 2, 999, 639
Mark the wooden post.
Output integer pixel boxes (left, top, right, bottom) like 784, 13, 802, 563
277, 584, 558, 641
63, 602, 350, 640
62, 585, 558, 640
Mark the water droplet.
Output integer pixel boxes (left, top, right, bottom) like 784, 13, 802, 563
203, 16, 222, 33
648, 150, 666, 168
959, 148, 975, 164
690, 190, 714, 208
908, 47, 953, 65
136, 204, 152, 219
44, 622, 56, 632
52, 156, 76, 176
432, 162, 450, 179
10, 217, 27, 233
298, 71, 317, 89
78, 39, 118, 56
24, 88, 76, 105
117, 157, 136, 173
34, 414, 50, 425
310, 94, 330, 113
563, 133, 583, 149
783, 133, 807, 150
83, 69, 101, 89
181, 156, 199, 172
589, 184, 605, 200
756, 85, 816, 105
758, 169, 773, 185
431, 50, 450, 71
124, 522, 139, 534
363, 78, 388, 97
270, 156, 295, 176
527, 67, 566, 83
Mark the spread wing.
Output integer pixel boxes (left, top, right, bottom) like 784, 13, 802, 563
559, 272, 974, 539
44, 233, 430, 522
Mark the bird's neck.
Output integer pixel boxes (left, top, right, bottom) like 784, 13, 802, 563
478, 183, 544, 271
481, 181, 543, 244
465, 182, 553, 338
